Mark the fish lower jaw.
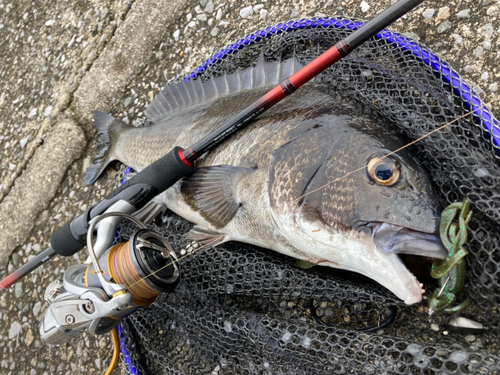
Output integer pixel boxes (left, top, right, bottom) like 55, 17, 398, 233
369, 253, 424, 305
402, 282, 423, 305
316, 253, 424, 305
364, 269, 423, 305
316, 244, 424, 305
311, 245, 424, 305
315, 254, 424, 304
277, 220, 425, 304
312, 241, 424, 305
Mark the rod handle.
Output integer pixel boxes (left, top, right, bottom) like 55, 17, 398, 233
51, 147, 194, 257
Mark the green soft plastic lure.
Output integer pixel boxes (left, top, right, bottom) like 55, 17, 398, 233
428, 199, 472, 315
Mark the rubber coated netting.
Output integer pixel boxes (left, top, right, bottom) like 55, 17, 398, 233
116, 18, 500, 374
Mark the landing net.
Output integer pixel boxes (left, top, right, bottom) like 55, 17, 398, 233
117, 17, 500, 374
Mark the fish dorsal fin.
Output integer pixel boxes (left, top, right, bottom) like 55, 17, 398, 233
181, 165, 254, 229
145, 54, 304, 122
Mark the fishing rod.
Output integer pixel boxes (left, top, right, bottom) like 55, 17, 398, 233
0, 0, 425, 292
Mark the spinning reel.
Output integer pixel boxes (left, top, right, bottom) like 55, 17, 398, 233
40, 211, 180, 345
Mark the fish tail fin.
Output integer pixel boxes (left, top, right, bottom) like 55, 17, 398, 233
84, 111, 128, 185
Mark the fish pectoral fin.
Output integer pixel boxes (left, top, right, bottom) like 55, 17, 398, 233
181, 165, 254, 228
185, 225, 227, 247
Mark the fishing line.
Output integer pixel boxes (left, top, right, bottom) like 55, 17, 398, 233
108, 242, 160, 303
292, 98, 500, 202
127, 99, 499, 291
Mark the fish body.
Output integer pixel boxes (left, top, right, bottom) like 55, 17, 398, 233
86, 56, 446, 304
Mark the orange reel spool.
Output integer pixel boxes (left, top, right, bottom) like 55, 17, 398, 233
85, 229, 180, 308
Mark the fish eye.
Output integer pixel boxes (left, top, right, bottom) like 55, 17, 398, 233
367, 157, 401, 186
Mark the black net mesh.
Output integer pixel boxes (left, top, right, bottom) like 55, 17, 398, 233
116, 18, 500, 374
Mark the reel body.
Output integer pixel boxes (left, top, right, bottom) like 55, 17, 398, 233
40, 213, 180, 345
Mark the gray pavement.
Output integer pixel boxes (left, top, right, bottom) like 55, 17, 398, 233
0, 0, 498, 374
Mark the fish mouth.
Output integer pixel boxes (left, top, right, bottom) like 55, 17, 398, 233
370, 222, 447, 260
355, 222, 447, 304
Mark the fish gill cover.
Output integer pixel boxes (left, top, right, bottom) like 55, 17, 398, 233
116, 18, 500, 375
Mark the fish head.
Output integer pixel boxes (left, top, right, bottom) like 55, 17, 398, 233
269, 114, 445, 304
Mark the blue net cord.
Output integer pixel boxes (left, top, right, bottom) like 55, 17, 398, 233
118, 325, 141, 375
119, 17, 499, 373
121, 166, 134, 185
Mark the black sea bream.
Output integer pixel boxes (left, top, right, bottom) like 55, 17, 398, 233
85, 56, 447, 304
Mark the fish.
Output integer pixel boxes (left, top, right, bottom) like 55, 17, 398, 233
85, 55, 447, 305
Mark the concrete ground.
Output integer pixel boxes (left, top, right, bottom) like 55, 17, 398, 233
0, 0, 498, 374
